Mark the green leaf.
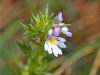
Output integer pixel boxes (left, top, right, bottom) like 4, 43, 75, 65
45, 5, 48, 16
17, 41, 30, 55
60, 24, 71, 28
20, 23, 28, 31
32, 14, 37, 22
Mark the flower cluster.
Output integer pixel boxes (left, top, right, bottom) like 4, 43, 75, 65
44, 12, 72, 57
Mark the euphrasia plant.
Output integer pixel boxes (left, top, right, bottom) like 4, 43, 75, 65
17, 6, 72, 75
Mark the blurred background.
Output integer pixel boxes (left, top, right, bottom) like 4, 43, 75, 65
0, 0, 100, 75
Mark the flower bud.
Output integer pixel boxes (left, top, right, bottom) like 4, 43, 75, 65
34, 36, 40, 43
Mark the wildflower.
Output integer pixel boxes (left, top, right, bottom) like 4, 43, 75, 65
44, 12, 72, 57
44, 35, 66, 57
53, 12, 72, 37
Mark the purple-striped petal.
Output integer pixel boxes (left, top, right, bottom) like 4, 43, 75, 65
55, 37, 66, 42
48, 44, 52, 54
61, 27, 72, 37
56, 41, 66, 48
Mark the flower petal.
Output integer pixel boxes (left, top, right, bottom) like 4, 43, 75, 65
61, 27, 68, 31
54, 45, 63, 55
61, 27, 72, 37
56, 41, 66, 48
55, 12, 63, 22
47, 43, 52, 54
57, 12, 63, 21
44, 41, 52, 54
55, 37, 66, 42
44, 41, 48, 51
65, 32, 72, 37
48, 29, 53, 35
53, 28, 60, 36
51, 45, 58, 57
52, 45, 62, 56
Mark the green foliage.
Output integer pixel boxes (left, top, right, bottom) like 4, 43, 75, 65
20, 6, 54, 41
17, 6, 54, 75
60, 24, 71, 28
17, 41, 47, 74
17, 41, 31, 55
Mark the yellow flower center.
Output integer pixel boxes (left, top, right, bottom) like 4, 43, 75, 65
48, 36, 56, 45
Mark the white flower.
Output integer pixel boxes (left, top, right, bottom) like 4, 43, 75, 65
44, 12, 72, 57
44, 35, 66, 57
